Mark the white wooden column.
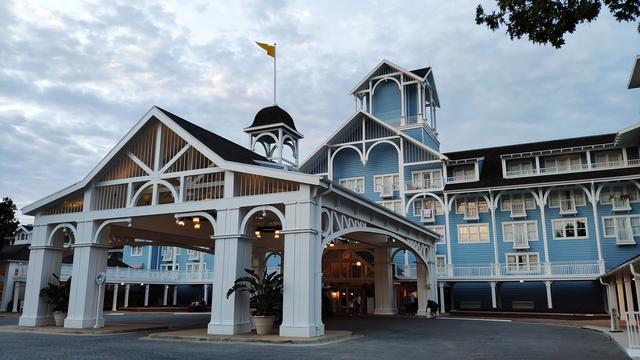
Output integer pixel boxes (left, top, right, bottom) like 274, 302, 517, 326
208, 208, 252, 335
203, 284, 209, 304
163, 285, 169, 306
65, 222, 110, 329
373, 244, 396, 315
438, 282, 446, 314
608, 280, 621, 331
625, 273, 636, 325
19, 226, 64, 327
111, 283, 119, 312
12, 282, 21, 312
144, 285, 150, 306
280, 200, 324, 337
545, 281, 553, 309
490, 281, 497, 309
617, 275, 626, 321
172, 285, 178, 305
124, 284, 130, 308
416, 260, 429, 317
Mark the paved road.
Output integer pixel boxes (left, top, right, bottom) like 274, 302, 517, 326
0, 313, 629, 360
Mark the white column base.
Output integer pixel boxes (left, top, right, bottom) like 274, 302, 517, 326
207, 321, 252, 335
64, 317, 104, 329
373, 308, 398, 315
279, 324, 325, 338
416, 309, 428, 317
18, 315, 53, 327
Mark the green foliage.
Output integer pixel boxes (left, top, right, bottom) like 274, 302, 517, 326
476, 1, 640, 48
0, 197, 19, 250
40, 274, 71, 312
226, 268, 283, 316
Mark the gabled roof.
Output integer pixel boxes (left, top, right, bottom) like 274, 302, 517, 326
350, 59, 440, 107
628, 55, 640, 89
300, 110, 445, 171
23, 106, 322, 215
156, 107, 270, 165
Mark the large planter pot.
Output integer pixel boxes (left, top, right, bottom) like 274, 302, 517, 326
53, 311, 65, 327
252, 315, 275, 335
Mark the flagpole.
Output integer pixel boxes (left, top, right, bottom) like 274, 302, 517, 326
273, 43, 277, 105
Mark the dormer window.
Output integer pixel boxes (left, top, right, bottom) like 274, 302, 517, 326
542, 155, 583, 174
505, 158, 535, 177
447, 164, 476, 183
592, 149, 624, 168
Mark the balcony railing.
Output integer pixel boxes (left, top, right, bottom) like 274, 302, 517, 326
512, 234, 530, 249
447, 174, 477, 184
510, 203, 527, 218
59, 264, 214, 284
505, 158, 640, 178
559, 198, 577, 215
393, 264, 417, 278
612, 197, 632, 212
405, 178, 443, 192
433, 261, 601, 280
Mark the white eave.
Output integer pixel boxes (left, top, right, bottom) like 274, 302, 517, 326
628, 55, 640, 89
350, 59, 426, 95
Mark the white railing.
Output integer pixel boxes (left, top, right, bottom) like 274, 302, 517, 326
627, 312, 640, 352
612, 197, 632, 211
405, 178, 443, 191
403, 115, 419, 126
59, 264, 214, 284
510, 203, 527, 218
505, 158, 640, 178
447, 174, 477, 183
432, 261, 600, 280
559, 198, 577, 215
393, 264, 417, 278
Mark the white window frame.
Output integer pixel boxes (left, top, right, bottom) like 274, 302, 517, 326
130, 246, 143, 256
600, 184, 640, 204
413, 198, 444, 217
338, 176, 365, 193
411, 169, 443, 189
551, 218, 589, 240
501, 221, 538, 242
505, 252, 540, 272
602, 215, 640, 245
455, 196, 489, 215
377, 200, 402, 214
374, 173, 400, 193
457, 223, 490, 244
187, 249, 200, 261
436, 255, 446, 274
500, 193, 537, 212
426, 225, 446, 244
161, 246, 174, 261
548, 190, 587, 208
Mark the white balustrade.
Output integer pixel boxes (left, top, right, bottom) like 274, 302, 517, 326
510, 202, 527, 218
59, 264, 213, 284
404, 178, 443, 191
432, 261, 600, 281
447, 174, 477, 183
627, 312, 640, 351
612, 197, 632, 211
559, 198, 577, 215
506, 158, 640, 178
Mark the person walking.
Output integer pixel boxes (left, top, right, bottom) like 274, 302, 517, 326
427, 299, 439, 318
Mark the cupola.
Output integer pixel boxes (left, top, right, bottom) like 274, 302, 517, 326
244, 105, 303, 167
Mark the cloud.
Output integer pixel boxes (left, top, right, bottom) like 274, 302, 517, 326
1, 0, 639, 223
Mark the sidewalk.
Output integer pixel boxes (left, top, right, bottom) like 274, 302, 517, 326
146, 328, 355, 345
0, 323, 168, 335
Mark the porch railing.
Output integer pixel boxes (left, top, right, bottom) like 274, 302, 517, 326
559, 198, 577, 215
505, 158, 640, 178
404, 178, 443, 191
59, 264, 214, 284
627, 312, 640, 352
612, 197, 632, 212
510, 203, 526, 218
428, 260, 601, 280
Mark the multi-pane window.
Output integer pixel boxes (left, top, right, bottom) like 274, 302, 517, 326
436, 255, 446, 274
339, 177, 365, 193
599, 184, 640, 204
449, 164, 476, 181
374, 174, 399, 193
506, 253, 540, 272
456, 197, 489, 214
505, 158, 534, 176
411, 170, 443, 189
187, 249, 200, 261
603, 216, 640, 245
501, 193, 536, 212
543, 155, 582, 172
160, 264, 178, 271
378, 200, 402, 214
548, 190, 586, 208
593, 149, 623, 165
162, 246, 174, 260
503, 221, 538, 242
186, 263, 206, 272
552, 218, 588, 239
457, 224, 489, 244
414, 198, 444, 216
426, 225, 446, 243
130, 246, 143, 256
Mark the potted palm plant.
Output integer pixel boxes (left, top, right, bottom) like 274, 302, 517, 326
40, 274, 71, 327
226, 269, 283, 335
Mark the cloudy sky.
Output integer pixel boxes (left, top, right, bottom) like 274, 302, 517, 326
1, 0, 639, 222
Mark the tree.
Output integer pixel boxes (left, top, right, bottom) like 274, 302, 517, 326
0, 197, 19, 250
476, 1, 640, 48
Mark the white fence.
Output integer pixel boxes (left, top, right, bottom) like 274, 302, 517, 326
60, 264, 214, 284
627, 312, 640, 353
399, 260, 602, 280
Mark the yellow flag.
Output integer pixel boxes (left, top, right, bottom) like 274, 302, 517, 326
256, 42, 275, 58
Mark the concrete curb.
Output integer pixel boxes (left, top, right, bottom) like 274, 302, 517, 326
0, 324, 169, 336
145, 329, 358, 346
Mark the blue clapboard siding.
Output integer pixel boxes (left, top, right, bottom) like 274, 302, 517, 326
372, 81, 401, 124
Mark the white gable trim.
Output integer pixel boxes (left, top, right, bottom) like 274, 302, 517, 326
350, 59, 425, 95
300, 110, 446, 169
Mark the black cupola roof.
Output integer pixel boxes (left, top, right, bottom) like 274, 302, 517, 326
250, 105, 296, 130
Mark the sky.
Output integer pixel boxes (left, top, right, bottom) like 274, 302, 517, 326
1, 0, 639, 223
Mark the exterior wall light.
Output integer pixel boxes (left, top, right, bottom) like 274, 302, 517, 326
274, 230, 281, 239
255, 230, 261, 238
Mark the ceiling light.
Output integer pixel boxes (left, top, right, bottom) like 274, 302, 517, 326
177, 219, 185, 227
194, 223, 201, 230
356, 261, 362, 267
192, 217, 200, 224
254, 230, 261, 239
